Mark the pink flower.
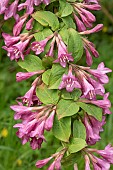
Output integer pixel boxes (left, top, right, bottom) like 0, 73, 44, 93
46, 36, 56, 57
84, 0, 99, 4
80, 8, 96, 23
92, 156, 110, 170
54, 48, 73, 67
83, 115, 104, 145
26, 18, 34, 30
0, 0, 9, 14
84, 155, 91, 170
4, 0, 19, 21
45, 110, 56, 131
2, 39, 30, 61
59, 68, 81, 92
16, 71, 44, 82
74, 14, 86, 32
10, 105, 33, 119
43, 0, 50, 5
80, 24, 103, 35
2, 33, 20, 47
30, 135, 46, 150
83, 38, 99, 66
54, 35, 74, 67
84, 47, 93, 66
34, 0, 50, 6
13, 110, 46, 149
87, 62, 112, 84
31, 34, 53, 55
76, 70, 104, 100
36, 157, 52, 168
82, 4, 101, 10
17, 84, 36, 106
73, 2, 100, 30
13, 14, 28, 36
12, 103, 56, 150
95, 144, 113, 164
18, 0, 34, 14
79, 12, 93, 28
90, 93, 111, 114
47, 162, 56, 170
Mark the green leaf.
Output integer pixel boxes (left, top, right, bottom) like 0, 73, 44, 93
34, 28, 53, 41
59, 27, 69, 45
59, 0, 73, 17
62, 16, 76, 29
56, 99, 79, 119
61, 89, 73, 100
36, 84, 60, 105
52, 115, 71, 142
49, 64, 68, 89
42, 69, 51, 85
77, 102, 102, 121
42, 56, 54, 69
68, 28, 83, 63
32, 11, 59, 31
62, 152, 82, 168
18, 55, 44, 72
61, 89, 82, 101
33, 21, 43, 31
71, 89, 82, 101
73, 120, 86, 140
68, 138, 87, 153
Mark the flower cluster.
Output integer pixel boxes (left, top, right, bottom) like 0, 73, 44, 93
84, 144, 113, 170
0, 0, 50, 19
36, 148, 67, 169
12, 104, 56, 149
1, 0, 113, 169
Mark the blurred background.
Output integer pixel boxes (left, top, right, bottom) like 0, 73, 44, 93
0, 0, 113, 169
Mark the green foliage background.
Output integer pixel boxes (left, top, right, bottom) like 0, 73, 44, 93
0, 1, 113, 169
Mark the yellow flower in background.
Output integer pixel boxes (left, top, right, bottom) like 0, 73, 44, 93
17, 159, 22, 166
1, 128, 8, 137
102, 26, 108, 33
